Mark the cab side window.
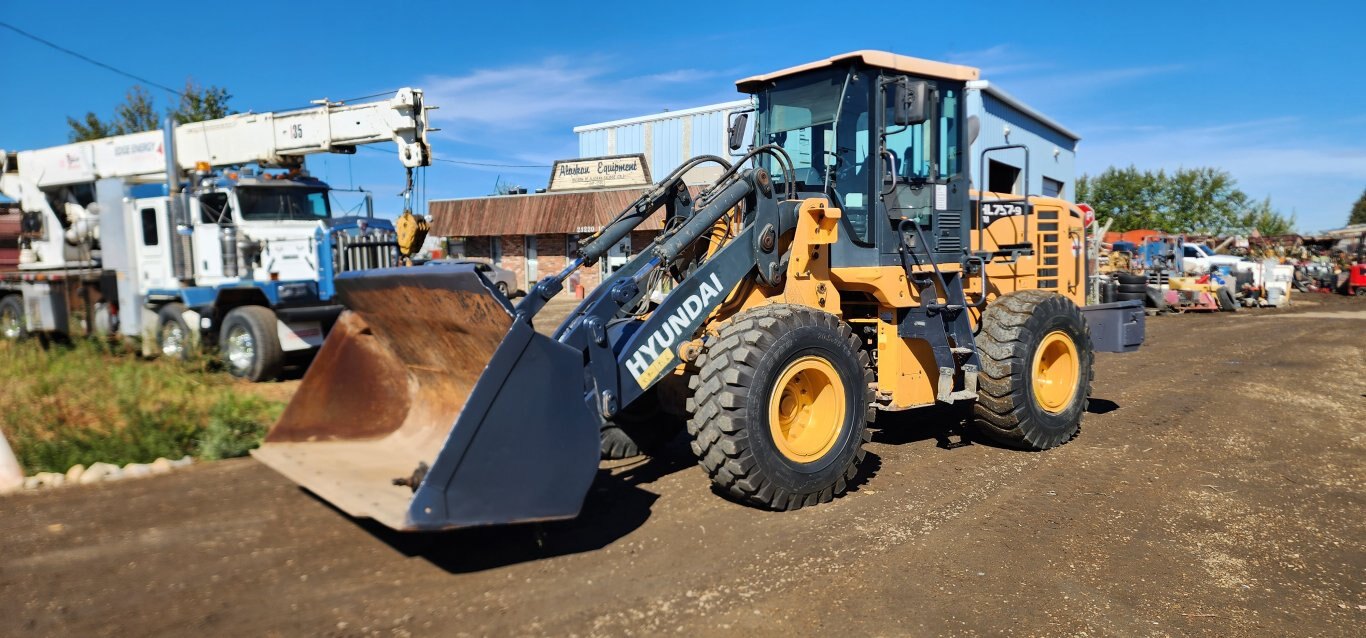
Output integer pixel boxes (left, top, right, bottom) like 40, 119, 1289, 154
938, 88, 961, 178
140, 208, 159, 246
200, 192, 232, 224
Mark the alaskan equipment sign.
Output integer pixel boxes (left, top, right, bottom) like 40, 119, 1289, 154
549, 154, 651, 191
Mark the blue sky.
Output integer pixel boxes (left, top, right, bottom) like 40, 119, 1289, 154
3, 1, 1364, 231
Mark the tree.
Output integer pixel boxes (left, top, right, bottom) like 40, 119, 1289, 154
66, 80, 233, 142
1350, 187, 1366, 226
112, 85, 160, 135
171, 80, 232, 125
1074, 166, 1166, 231
1076, 165, 1294, 235
1237, 197, 1296, 236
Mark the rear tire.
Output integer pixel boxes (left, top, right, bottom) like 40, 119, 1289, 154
973, 290, 1093, 450
687, 304, 874, 510
157, 303, 195, 360
0, 295, 27, 341
496, 281, 510, 297
220, 306, 283, 382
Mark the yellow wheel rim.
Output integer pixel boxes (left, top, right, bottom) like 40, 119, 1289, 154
768, 356, 846, 463
1032, 330, 1080, 414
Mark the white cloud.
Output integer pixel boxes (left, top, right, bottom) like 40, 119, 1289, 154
421, 57, 731, 137
943, 44, 1048, 77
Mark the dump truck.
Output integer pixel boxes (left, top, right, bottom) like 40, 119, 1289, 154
254, 51, 1145, 531
0, 89, 431, 379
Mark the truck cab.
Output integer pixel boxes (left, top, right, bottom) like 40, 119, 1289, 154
124, 168, 402, 379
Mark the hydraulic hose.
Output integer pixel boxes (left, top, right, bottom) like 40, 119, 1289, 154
653, 173, 756, 261
575, 155, 734, 264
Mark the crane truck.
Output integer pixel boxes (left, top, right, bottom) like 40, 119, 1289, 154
253, 51, 1146, 532
0, 89, 432, 380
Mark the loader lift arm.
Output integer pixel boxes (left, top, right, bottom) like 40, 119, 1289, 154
516, 148, 797, 422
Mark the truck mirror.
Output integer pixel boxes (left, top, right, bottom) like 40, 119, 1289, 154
727, 113, 749, 151
891, 80, 929, 126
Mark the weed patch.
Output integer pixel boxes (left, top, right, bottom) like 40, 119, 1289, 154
0, 340, 284, 473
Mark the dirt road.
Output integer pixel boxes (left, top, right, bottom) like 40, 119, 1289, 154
2, 297, 1363, 637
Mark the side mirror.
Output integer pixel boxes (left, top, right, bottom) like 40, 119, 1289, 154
967, 114, 981, 146
891, 80, 929, 126
727, 112, 749, 151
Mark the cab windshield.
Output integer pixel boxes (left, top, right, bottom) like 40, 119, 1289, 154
236, 186, 331, 221
758, 68, 873, 243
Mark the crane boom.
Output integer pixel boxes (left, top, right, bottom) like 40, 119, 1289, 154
4, 88, 429, 192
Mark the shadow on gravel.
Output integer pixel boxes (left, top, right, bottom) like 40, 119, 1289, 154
870, 403, 975, 450
1086, 398, 1120, 414
321, 438, 700, 574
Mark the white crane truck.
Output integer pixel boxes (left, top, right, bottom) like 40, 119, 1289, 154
0, 89, 432, 380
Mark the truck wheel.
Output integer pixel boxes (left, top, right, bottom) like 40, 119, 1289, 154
601, 387, 685, 459
973, 290, 1093, 450
0, 295, 26, 341
495, 281, 510, 297
156, 303, 196, 360
220, 306, 283, 381
687, 304, 874, 510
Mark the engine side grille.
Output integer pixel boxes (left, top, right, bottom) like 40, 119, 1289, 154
333, 230, 399, 274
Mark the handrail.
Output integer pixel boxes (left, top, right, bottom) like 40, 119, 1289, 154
976, 144, 1031, 261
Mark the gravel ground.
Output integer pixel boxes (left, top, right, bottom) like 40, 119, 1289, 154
1, 294, 1362, 637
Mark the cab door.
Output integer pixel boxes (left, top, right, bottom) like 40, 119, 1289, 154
876, 78, 969, 266
131, 197, 176, 292
192, 192, 233, 282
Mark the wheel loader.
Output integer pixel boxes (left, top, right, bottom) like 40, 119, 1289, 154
252, 51, 1146, 531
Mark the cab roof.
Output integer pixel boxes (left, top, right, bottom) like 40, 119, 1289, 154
736, 50, 980, 93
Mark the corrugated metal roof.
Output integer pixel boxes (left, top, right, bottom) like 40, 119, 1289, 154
573, 100, 751, 133
967, 80, 1081, 142
429, 187, 666, 237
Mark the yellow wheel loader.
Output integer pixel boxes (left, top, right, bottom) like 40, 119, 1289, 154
252, 51, 1146, 531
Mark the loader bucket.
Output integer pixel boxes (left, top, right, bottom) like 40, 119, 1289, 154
251, 264, 601, 531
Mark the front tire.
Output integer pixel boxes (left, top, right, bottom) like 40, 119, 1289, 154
600, 387, 685, 459
687, 305, 874, 510
220, 306, 283, 381
973, 290, 1093, 450
0, 295, 27, 341
157, 303, 195, 360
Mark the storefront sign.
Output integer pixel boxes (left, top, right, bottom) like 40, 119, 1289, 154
549, 154, 651, 191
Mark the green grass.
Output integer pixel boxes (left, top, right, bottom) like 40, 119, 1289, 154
0, 339, 284, 474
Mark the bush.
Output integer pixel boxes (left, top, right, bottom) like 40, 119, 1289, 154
0, 339, 284, 474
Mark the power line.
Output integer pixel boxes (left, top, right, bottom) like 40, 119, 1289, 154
0, 20, 183, 97
359, 145, 550, 168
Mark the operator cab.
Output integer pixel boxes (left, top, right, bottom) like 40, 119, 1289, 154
737, 51, 979, 268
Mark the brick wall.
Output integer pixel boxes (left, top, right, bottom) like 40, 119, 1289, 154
630, 230, 655, 254
499, 235, 526, 290
464, 236, 491, 260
